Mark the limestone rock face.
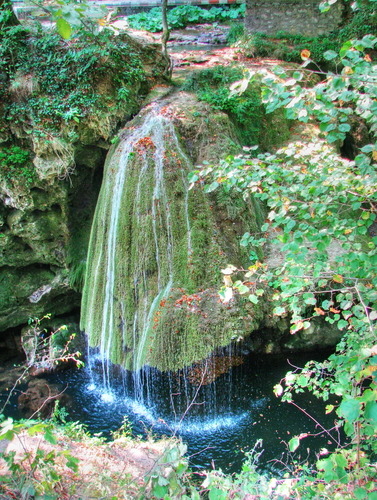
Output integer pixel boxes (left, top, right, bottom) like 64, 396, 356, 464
283, 318, 343, 351
0, 33, 168, 333
0, 267, 78, 331
0, 161, 95, 330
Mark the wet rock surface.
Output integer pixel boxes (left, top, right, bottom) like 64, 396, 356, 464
168, 24, 229, 46
18, 378, 70, 418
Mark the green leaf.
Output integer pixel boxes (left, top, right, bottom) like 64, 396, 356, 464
285, 219, 296, 232
0, 418, 14, 440
360, 144, 374, 153
44, 428, 57, 445
354, 487, 368, 500
304, 296, 316, 305
27, 422, 47, 436
152, 484, 168, 498
321, 300, 332, 310
209, 488, 227, 500
56, 17, 72, 40
235, 283, 250, 295
338, 398, 360, 423
240, 232, 250, 247
335, 453, 347, 468
273, 306, 286, 315
205, 181, 219, 193
65, 454, 79, 472
158, 475, 169, 486
369, 310, 377, 321
296, 375, 308, 387
364, 401, 377, 425
288, 436, 300, 452
327, 131, 342, 143
337, 319, 348, 330
324, 50, 338, 60
188, 172, 199, 183
248, 294, 258, 304
359, 389, 376, 403
338, 123, 351, 133
21, 484, 36, 497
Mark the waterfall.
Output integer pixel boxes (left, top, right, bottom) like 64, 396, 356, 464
80, 94, 262, 404
80, 104, 194, 387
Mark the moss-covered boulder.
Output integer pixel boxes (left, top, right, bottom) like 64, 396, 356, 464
80, 92, 276, 372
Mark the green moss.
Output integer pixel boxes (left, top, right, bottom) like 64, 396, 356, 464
81, 101, 266, 372
0, 146, 36, 187
182, 67, 291, 148
1, 27, 145, 135
147, 289, 264, 371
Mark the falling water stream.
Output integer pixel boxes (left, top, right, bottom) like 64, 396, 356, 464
80, 101, 204, 378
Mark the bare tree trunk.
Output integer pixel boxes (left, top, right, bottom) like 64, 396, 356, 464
161, 0, 172, 79
0, 0, 20, 30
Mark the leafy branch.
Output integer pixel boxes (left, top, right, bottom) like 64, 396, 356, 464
189, 24, 377, 496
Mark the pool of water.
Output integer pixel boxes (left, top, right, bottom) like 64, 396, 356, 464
38, 350, 339, 473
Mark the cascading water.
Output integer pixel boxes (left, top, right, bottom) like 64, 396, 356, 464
79, 94, 264, 433
81, 104, 193, 385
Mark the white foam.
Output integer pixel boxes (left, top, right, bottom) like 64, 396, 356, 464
101, 392, 115, 403
129, 400, 156, 423
173, 413, 248, 435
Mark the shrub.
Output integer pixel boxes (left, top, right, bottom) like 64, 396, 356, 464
227, 22, 245, 44
183, 66, 263, 145
127, 4, 245, 33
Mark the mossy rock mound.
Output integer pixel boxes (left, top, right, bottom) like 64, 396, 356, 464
80, 91, 292, 371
